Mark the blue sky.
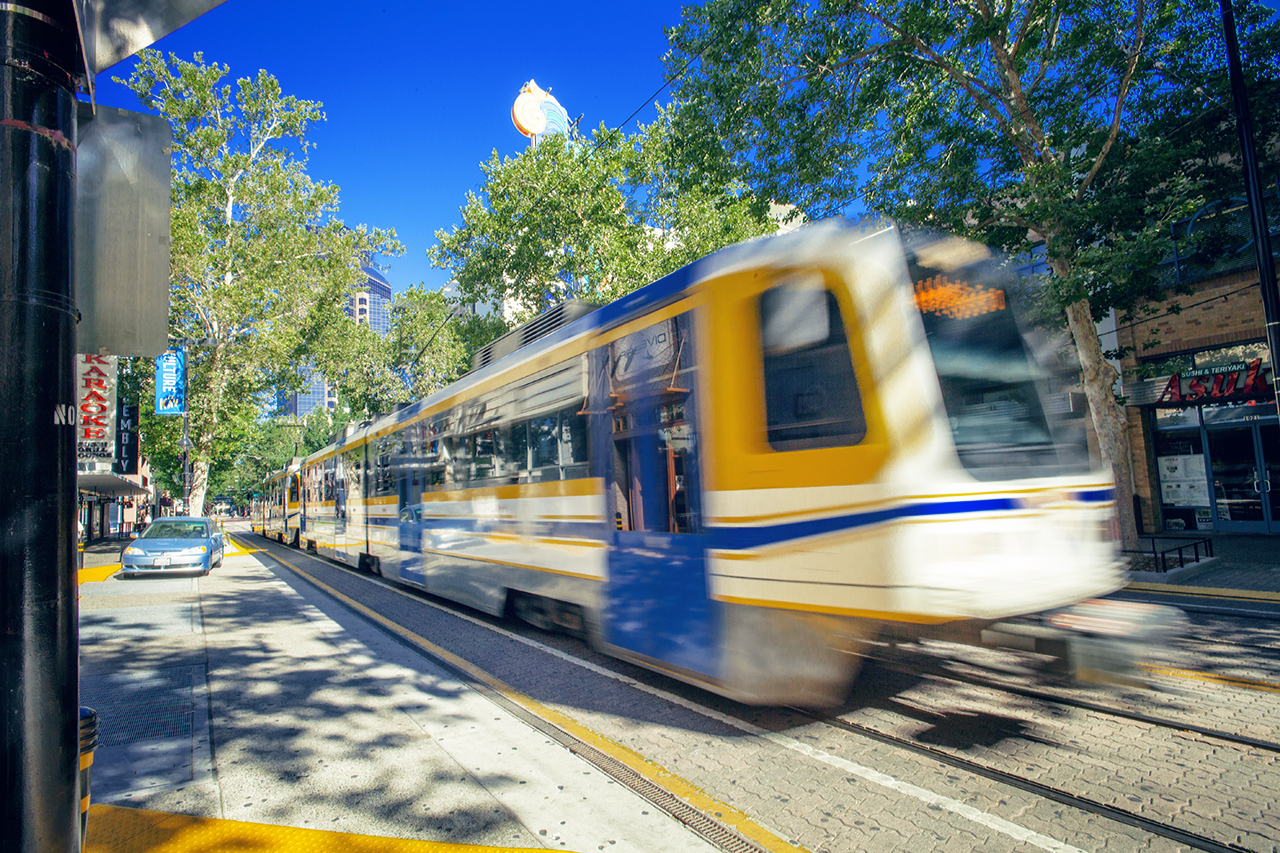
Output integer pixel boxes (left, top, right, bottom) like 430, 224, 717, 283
90, 0, 692, 294
90, 0, 1280, 296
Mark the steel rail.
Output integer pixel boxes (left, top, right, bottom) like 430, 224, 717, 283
801, 710, 1255, 853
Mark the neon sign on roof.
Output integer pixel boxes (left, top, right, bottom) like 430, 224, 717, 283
512, 80, 570, 146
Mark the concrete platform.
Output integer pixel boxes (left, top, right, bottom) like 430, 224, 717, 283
78, 531, 719, 853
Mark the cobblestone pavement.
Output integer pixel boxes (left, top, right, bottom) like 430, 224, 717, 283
254, 536, 1280, 853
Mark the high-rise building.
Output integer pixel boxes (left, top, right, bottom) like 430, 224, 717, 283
280, 266, 394, 417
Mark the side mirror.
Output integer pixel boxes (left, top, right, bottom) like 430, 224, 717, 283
129, 532, 139, 539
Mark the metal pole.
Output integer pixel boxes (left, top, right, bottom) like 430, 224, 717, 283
0, 2, 81, 851
1219, 0, 1280, 422
182, 340, 191, 514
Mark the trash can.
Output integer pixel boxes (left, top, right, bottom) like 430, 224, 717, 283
79, 707, 99, 850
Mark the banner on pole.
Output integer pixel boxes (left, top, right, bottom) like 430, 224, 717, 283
155, 350, 185, 415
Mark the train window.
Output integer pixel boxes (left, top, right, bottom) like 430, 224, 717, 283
346, 449, 363, 498
758, 279, 867, 452
906, 235, 1069, 479
374, 436, 397, 496
472, 429, 508, 481
447, 432, 469, 486
505, 421, 529, 473
561, 406, 589, 478
288, 475, 300, 503
529, 417, 558, 468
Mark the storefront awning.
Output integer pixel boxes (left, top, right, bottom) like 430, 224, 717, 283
78, 471, 149, 498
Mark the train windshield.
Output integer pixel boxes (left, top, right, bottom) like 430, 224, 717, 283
905, 233, 1088, 480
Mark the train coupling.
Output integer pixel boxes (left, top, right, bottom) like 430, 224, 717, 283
981, 599, 1189, 688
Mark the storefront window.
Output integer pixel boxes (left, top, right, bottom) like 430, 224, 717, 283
1154, 407, 1200, 428
1152, 430, 1210, 532
1202, 400, 1272, 425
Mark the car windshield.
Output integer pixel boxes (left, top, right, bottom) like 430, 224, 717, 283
141, 521, 209, 539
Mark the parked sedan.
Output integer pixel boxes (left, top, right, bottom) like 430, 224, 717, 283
120, 517, 225, 578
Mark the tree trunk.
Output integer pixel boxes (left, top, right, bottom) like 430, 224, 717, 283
1063, 296, 1140, 552
188, 457, 211, 518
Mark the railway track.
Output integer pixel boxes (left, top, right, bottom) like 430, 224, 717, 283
860, 649, 1280, 755
241, 533, 1280, 853
802, 710, 1256, 853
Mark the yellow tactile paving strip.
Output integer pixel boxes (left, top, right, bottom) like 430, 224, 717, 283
85, 805, 551, 853
1126, 581, 1280, 602
80, 564, 120, 583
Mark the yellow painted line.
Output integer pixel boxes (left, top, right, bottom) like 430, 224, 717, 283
79, 564, 120, 584
237, 536, 808, 853
1139, 664, 1280, 694
85, 803, 546, 853
1126, 582, 1280, 603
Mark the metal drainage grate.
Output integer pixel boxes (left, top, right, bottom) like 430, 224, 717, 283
81, 667, 195, 747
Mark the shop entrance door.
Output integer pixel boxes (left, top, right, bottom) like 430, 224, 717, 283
1207, 424, 1280, 533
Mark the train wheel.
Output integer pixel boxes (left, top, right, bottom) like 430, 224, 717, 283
510, 592, 555, 632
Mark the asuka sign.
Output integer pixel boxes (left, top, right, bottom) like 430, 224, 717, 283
1155, 358, 1273, 406
77, 354, 118, 465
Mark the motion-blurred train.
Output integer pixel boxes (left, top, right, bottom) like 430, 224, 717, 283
254, 220, 1125, 706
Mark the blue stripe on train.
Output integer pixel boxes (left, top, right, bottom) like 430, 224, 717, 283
377, 492, 1110, 554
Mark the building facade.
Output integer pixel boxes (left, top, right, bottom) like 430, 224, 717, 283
1118, 196, 1280, 535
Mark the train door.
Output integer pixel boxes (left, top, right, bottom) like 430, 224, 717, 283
397, 422, 427, 585
602, 310, 715, 676
333, 448, 350, 563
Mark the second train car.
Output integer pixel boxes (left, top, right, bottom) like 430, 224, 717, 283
255, 220, 1123, 706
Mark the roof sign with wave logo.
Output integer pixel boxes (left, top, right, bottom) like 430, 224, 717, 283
512, 80, 571, 146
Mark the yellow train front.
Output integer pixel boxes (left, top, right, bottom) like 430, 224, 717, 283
252, 459, 302, 545
277, 221, 1125, 707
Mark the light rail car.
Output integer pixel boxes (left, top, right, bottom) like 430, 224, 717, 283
253, 458, 302, 546
258, 221, 1128, 706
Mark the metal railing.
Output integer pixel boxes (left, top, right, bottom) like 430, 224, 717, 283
1123, 535, 1214, 573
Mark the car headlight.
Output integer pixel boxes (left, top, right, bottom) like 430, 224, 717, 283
179, 546, 208, 555
124, 546, 142, 556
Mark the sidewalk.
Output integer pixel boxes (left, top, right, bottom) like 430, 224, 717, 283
76, 526, 719, 853
1125, 532, 1280, 592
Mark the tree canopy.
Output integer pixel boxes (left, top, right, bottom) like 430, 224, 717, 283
429, 113, 775, 321
119, 51, 401, 515
666, 0, 1280, 546
309, 284, 506, 419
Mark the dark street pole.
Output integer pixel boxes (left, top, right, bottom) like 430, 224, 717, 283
181, 340, 192, 514
1219, 0, 1280, 421
0, 2, 82, 851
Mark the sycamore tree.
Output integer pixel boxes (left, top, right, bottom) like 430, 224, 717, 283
120, 51, 401, 516
429, 113, 774, 321
667, 0, 1280, 548
310, 284, 506, 417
